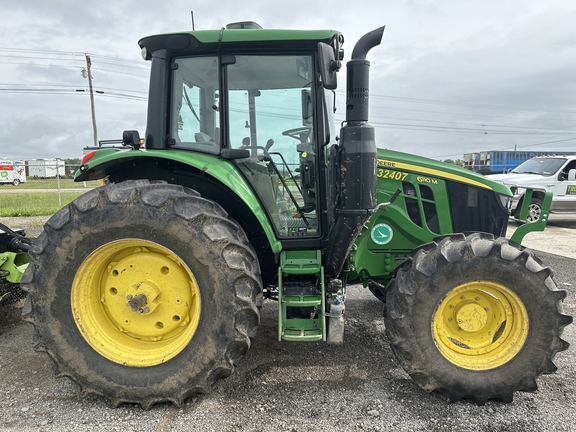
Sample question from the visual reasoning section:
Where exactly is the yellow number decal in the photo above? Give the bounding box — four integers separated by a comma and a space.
377, 169, 408, 181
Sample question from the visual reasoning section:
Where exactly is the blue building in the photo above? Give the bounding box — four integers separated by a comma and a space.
463, 150, 576, 174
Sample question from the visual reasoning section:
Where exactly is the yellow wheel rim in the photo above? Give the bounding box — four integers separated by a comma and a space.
71, 239, 201, 367
432, 281, 528, 370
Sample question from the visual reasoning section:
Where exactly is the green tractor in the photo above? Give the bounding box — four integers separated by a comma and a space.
1, 22, 571, 408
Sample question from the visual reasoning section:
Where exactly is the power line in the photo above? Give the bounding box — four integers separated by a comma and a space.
2, 47, 575, 112
0, 61, 149, 77
369, 93, 576, 114
1, 48, 575, 141
336, 112, 575, 134
0, 87, 147, 101
2, 48, 573, 114
335, 88, 576, 114
366, 103, 576, 123
334, 115, 575, 136
90, 67, 149, 77
0, 83, 147, 94
509, 136, 576, 149
0, 47, 145, 65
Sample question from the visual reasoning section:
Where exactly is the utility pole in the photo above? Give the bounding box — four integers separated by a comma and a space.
83, 54, 98, 147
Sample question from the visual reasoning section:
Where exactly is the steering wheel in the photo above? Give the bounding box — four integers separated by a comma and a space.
282, 126, 312, 143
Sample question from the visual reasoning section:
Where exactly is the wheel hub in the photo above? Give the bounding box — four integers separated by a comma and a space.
456, 303, 488, 332
125, 281, 161, 314
527, 203, 541, 222
126, 293, 148, 312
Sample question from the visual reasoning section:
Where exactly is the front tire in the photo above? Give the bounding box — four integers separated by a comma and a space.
524, 197, 543, 223
21, 180, 262, 408
385, 233, 572, 404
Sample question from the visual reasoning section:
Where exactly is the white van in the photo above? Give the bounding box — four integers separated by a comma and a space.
0, 160, 26, 186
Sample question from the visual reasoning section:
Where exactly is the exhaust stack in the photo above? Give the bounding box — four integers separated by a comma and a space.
325, 26, 384, 278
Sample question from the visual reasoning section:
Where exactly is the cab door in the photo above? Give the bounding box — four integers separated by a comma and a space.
554, 159, 576, 211
226, 54, 321, 239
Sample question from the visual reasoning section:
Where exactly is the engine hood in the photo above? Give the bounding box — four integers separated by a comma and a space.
379, 148, 512, 195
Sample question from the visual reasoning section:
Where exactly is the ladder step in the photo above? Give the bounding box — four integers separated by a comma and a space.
282, 327, 323, 342
282, 295, 322, 307
281, 250, 322, 274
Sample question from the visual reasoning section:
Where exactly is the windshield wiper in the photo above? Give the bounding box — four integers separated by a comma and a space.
183, 87, 201, 123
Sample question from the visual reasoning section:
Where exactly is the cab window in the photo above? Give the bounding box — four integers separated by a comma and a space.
170, 56, 220, 154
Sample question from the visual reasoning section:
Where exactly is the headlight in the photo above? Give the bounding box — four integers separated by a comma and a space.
498, 194, 513, 211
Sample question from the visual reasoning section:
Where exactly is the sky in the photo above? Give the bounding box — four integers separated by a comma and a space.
1, 0, 576, 163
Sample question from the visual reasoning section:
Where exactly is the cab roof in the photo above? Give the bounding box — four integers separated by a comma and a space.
139, 24, 341, 58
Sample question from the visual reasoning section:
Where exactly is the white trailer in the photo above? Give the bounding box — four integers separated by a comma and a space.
27, 158, 66, 178
0, 160, 26, 185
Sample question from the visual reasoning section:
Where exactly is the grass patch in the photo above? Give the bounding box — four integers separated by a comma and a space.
0, 192, 89, 216
8, 178, 101, 189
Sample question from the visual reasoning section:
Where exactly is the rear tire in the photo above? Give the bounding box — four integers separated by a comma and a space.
21, 180, 262, 408
385, 232, 572, 404
12, 179, 20, 186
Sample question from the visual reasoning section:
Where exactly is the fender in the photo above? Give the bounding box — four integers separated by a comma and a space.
76, 148, 282, 253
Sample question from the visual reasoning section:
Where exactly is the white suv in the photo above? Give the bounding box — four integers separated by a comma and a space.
487, 155, 576, 222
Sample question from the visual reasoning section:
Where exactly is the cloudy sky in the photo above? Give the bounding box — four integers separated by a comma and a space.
1, 0, 575, 163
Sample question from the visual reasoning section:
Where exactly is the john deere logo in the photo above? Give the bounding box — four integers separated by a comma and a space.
371, 223, 393, 245
567, 185, 576, 196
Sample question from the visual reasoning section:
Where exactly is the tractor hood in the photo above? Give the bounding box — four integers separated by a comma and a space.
379, 148, 513, 196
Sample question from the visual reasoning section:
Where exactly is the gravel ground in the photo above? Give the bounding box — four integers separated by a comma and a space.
0, 216, 50, 238
0, 220, 575, 432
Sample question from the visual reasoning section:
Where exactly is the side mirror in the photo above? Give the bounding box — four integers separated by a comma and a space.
569, 169, 576, 181
318, 42, 340, 90
122, 130, 141, 149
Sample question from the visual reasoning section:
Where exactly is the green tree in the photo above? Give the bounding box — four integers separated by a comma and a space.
443, 159, 464, 167
63, 158, 82, 177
